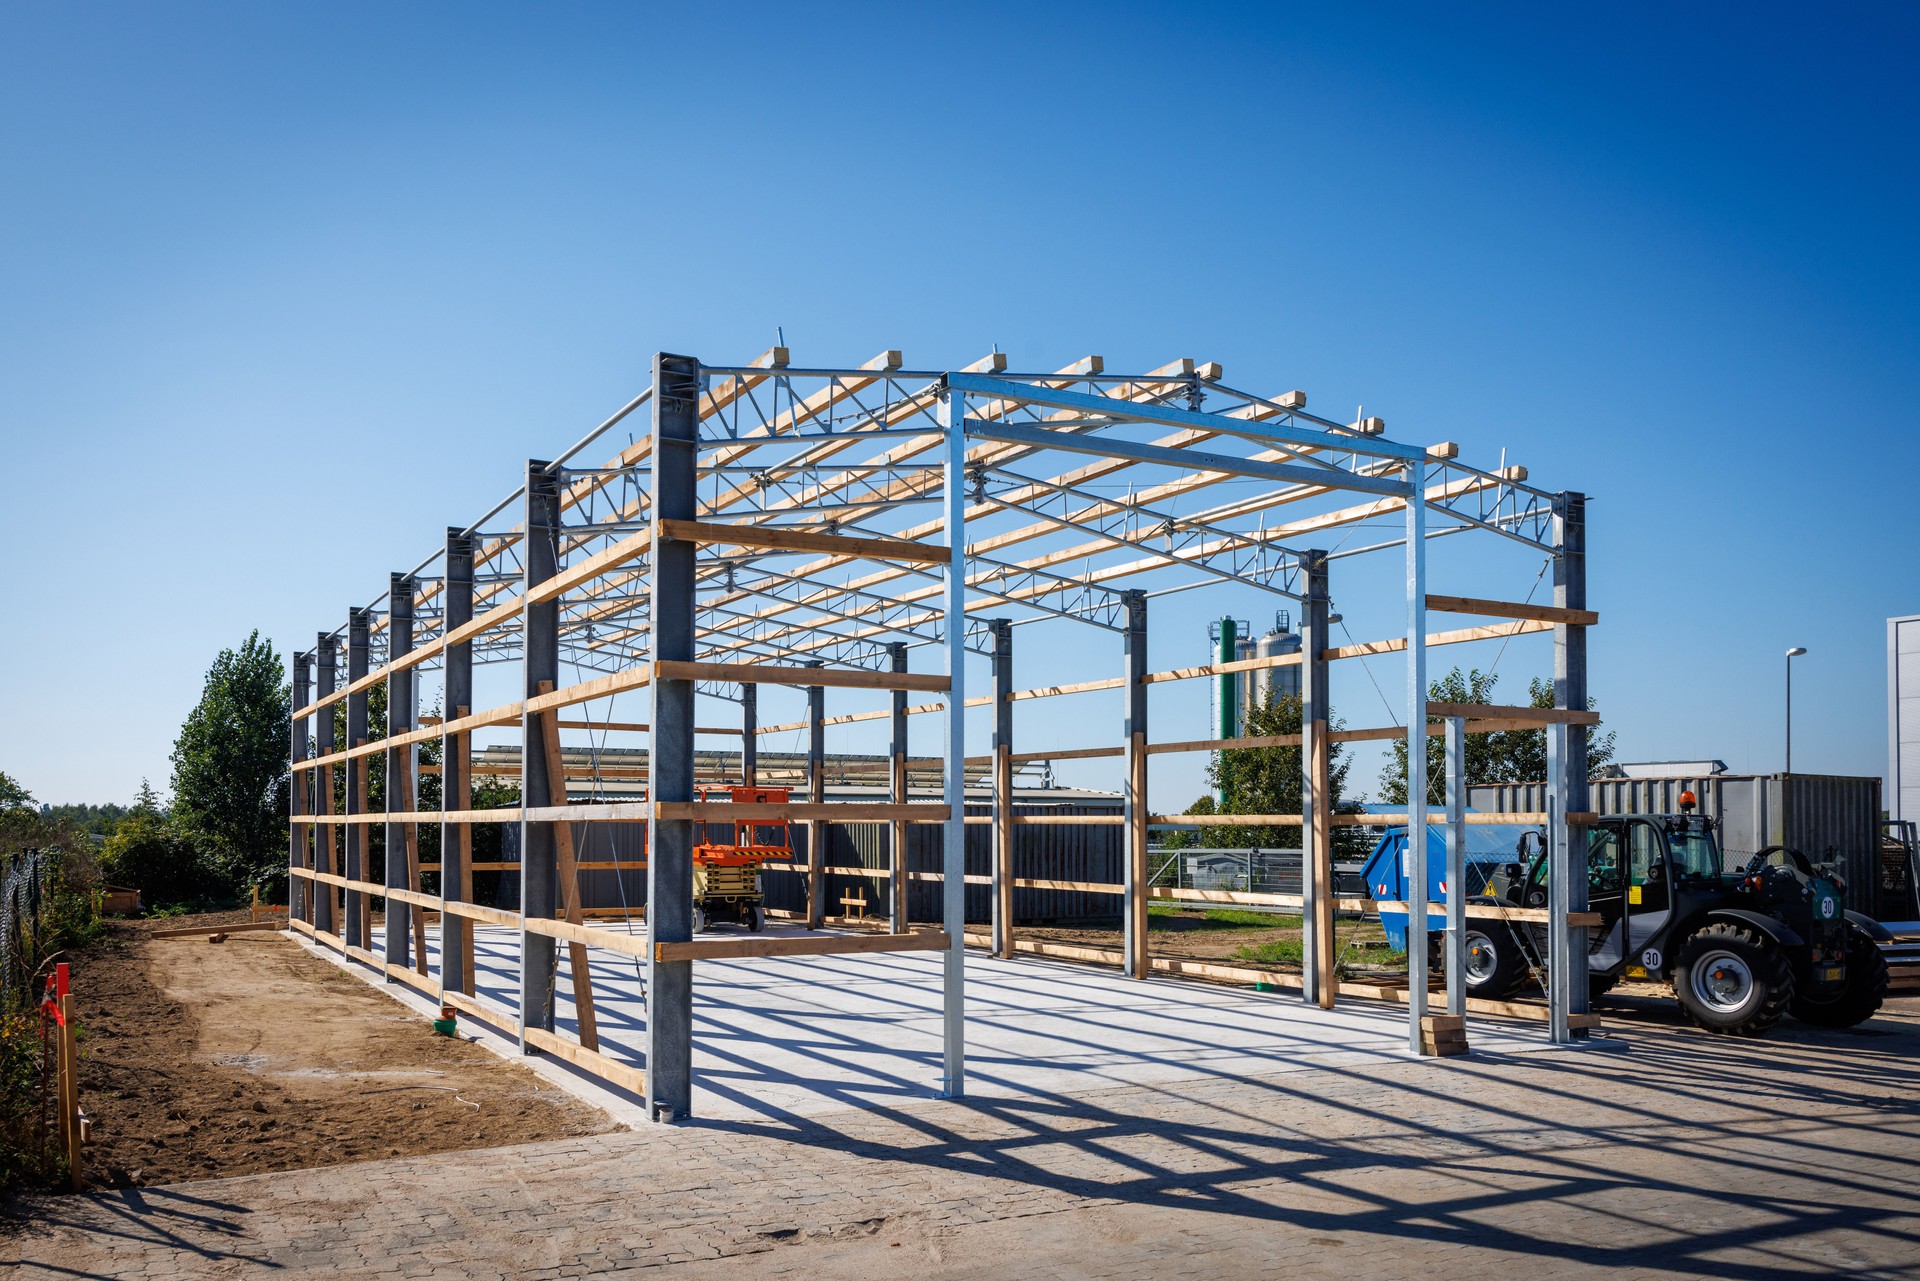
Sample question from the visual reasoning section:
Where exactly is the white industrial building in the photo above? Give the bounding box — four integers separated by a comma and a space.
1891, 615, 1920, 825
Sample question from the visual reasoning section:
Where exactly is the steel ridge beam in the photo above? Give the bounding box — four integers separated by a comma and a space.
961, 419, 1411, 499
945, 372, 1427, 463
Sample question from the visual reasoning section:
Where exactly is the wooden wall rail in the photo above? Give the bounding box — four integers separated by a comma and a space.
958, 930, 1603, 1028
1322, 619, 1552, 661
658, 518, 949, 565
653, 659, 950, 693
1146, 810, 1591, 828
441, 988, 519, 1037
652, 930, 949, 962
747, 616, 1575, 736
1425, 593, 1599, 627
522, 1025, 647, 1095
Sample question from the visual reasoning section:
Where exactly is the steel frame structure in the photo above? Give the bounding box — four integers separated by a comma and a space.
287, 347, 1599, 1120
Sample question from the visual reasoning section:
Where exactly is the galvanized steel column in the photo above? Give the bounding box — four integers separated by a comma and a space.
519, 461, 561, 1044
290, 654, 310, 924
740, 684, 757, 788
314, 633, 337, 937
645, 353, 700, 1122
441, 528, 474, 996
805, 677, 826, 929
384, 573, 416, 973
990, 619, 1014, 959
1404, 468, 1430, 1054
1298, 551, 1334, 1008
1547, 721, 1574, 1043
1554, 491, 1591, 1036
1121, 590, 1150, 982
888, 642, 909, 933
938, 384, 967, 1096
344, 609, 371, 953
1444, 716, 1467, 1017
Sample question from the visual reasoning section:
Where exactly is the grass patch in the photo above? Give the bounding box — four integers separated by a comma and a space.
1234, 939, 1307, 967
1233, 937, 1407, 975
1148, 905, 1303, 931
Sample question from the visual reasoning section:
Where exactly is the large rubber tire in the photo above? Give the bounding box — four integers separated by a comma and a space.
1790, 925, 1889, 1028
1673, 922, 1793, 1036
691, 905, 708, 934
1461, 926, 1531, 999
748, 904, 766, 934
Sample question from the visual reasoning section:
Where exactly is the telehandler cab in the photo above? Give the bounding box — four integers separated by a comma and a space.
1461, 796, 1892, 1035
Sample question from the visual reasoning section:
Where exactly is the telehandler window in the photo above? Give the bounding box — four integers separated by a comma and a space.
1627, 822, 1669, 888
1588, 827, 1624, 894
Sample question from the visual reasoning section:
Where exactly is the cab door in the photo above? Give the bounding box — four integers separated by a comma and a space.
1585, 822, 1630, 968
1624, 819, 1673, 965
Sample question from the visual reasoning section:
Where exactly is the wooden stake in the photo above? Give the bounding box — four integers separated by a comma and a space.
538, 683, 599, 1051
59, 992, 80, 1191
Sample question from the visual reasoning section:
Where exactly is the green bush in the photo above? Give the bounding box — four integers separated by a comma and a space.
98, 812, 209, 908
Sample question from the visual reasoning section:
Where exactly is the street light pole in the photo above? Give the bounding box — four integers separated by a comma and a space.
1785, 647, 1807, 774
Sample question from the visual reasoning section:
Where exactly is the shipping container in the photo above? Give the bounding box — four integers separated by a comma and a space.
1468, 773, 1883, 914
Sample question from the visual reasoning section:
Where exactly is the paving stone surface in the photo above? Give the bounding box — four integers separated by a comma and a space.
8, 998, 1920, 1280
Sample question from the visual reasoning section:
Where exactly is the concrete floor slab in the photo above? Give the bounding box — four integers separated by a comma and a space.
327, 921, 1565, 1123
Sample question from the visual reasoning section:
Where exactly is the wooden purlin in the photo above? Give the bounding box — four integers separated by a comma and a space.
689, 410, 1511, 665
528, 360, 1445, 667
328, 346, 793, 696
688, 359, 1226, 658
537, 347, 932, 649
559, 353, 1119, 653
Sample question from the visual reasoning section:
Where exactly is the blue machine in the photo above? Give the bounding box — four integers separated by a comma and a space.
1362, 816, 1542, 949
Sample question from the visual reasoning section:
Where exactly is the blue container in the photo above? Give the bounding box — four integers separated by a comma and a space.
1361, 816, 1540, 949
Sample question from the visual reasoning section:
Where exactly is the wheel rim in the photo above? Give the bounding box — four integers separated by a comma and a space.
1464, 932, 1499, 984
1689, 948, 1756, 1014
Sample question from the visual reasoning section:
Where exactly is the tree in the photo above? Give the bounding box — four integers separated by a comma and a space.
0, 772, 31, 812
169, 631, 290, 890
1379, 667, 1617, 806
1180, 690, 1365, 853
132, 779, 164, 817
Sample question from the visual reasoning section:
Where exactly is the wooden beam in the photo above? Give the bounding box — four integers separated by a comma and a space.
1008, 677, 1126, 701
1146, 733, 1302, 756
957, 930, 1603, 1027
653, 659, 949, 693
1425, 702, 1600, 725
519, 916, 652, 960
1323, 619, 1554, 661
651, 929, 949, 962
147, 921, 286, 940
441, 987, 520, 1036
658, 518, 949, 565
1141, 652, 1303, 685
525, 665, 652, 715
536, 685, 599, 1051
1006, 745, 1125, 764
646, 800, 949, 823
1426, 594, 1599, 627
437, 900, 521, 928
525, 527, 653, 606
521, 1026, 646, 1096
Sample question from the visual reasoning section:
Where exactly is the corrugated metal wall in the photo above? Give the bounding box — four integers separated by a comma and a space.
1467, 773, 1882, 913
778, 801, 1124, 924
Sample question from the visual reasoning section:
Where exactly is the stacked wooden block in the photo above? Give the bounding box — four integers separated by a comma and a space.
1421, 1014, 1469, 1057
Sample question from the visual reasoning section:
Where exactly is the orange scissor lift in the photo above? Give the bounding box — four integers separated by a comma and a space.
689, 785, 792, 933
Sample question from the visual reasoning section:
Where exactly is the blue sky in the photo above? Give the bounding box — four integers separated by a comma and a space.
2, 2, 1916, 807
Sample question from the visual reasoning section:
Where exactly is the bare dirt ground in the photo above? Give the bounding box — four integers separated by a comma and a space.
67, 913, 617, 1189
